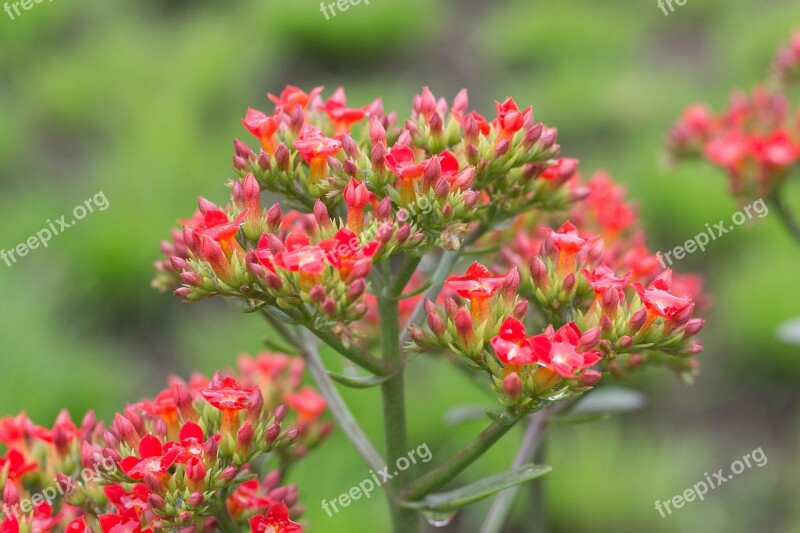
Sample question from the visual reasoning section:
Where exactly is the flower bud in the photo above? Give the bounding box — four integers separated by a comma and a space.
347, 279, 366, 299
503, 372, 522, 400
221, 466, 238, 482
578, 327, 601, 351
258, 151, 271, 171
237, 422, 255, 452
266, 203, 282, 229
495, 139, 510, 157
275, 144, 291, 173
563, 272, 576, 292
530, 257, 548, 288
341, 134, 359, 159
618, 335, 633, 350
148, 494, 167, 510
427, 312, 446, 337
370, 118, 386, 145
683, 318, 705, 338
266, 423, 281, 443
629, 309, 648, 332
376, 197, 392, 220
578, 370, 602, 387
188, 492, 205, 506
273, 404, 287, 423
246, 389, 264, 424
234, 139, 254, 160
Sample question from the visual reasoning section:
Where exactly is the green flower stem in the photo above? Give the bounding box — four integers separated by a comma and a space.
389, 255, 423, 297
479, 410, 551, 533
401, 419, 518, 501
378, 293, 419, 532
262, 306, 391, 376
770, 192, 800, 246
214, 496, 239, 533
401, 224, 488, 344
260, 311, 385, 473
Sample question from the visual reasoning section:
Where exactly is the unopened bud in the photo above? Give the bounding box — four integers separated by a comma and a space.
503, 372, 522, 400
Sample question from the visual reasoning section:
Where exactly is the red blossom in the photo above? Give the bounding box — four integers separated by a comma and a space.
268, 85, 323, 112
201, 377, 257, 411
321, 87, 367, 134
385, 144, 426, 179
530, 323, 602, 378
119, 434, 180, 481
249, 502, 302, 533
99, 507, 151, 533
272, 234, 330, 276
318, 228, 378, 279
446, 262, 506, 300
494, 97, 532, 142
293, 126, 342, 164
490, 317, 543, 365
243, 108, 282, 154
634, 270, 693, 320
284, 388, 327, 424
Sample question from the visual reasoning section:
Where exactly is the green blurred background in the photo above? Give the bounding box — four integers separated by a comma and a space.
1, 0, 799, 531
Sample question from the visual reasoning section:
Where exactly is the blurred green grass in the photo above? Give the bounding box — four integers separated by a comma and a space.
1, 0, 799, 531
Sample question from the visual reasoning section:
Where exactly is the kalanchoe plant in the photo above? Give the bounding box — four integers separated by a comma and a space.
0, 353, 328, 532
667, 31, 800, 246
149, 85, 707, 532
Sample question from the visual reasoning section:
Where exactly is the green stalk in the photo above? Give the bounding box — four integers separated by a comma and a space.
402, 420, 517, 501
770, 192, 800, 246
378, 292, 419, 532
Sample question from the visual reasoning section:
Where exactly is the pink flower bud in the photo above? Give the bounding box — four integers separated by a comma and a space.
371, 142, 386, 167
530, 257, 548, 287
501, 267, 520, 301
348, 278, 366, 299
370, 118, 386, 145
148, 494, 167, 510
434, 178, 450, 200
309, 285, 326, 302
629, 309, 648, 331
188, 492, 205, 506
232, 155, 248, 171
221, 466, 238, 481
376, 197, 392, 220
427, 313, 446, 336
258, 151, 271, 171
618, 335, 633, 350
265, 423, 281, 444
233, 139, 254, 159
495, 139, 510, 157
683, 318, 705, 338
601, 287, 619, 314
503, 372, 522, 400
237, 422, 255, 450
563, 272, 576, 292
600, 315, 613, 333
513, 300, 528, 318
273, 404, 287, 423
578, 327, 601, 351
444, 297, 460, 319
454, 308, 474, 342
579, 370, 602, 387
341, 134, 358, 159
275, 144, 291, 172
266, 203, 282, 229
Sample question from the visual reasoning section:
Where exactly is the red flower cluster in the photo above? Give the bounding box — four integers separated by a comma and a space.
668, 74, 800, 197
0, 353, 324, 531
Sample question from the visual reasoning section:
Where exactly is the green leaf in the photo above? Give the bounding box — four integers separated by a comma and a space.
399, 464, 552, 512
571, 387, 646, 415
326, 371, 392, 389
485, 410, 518, 426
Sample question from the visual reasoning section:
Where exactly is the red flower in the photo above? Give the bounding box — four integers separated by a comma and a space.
65, 518, 90, 533
268, 85, 323, 112
530, 323, 602, 378
229, 479, 278, 517
318, 228, 378, 279
0, 449, 38, 481
704, 130, 751, 177
293, 125, 342, 183
201, 377, 257, 411
250, 502, 302, 533
99, 508, 151, 533
343, 179, 373, 232
446, 262, 507, 323
490, 317, 544, 365
321, 87, 367, 134
273, 234, 330, 276
581, 265, 630, 298
753, 129, 800, 170
544, 222, 586, 277
385, 144, 425, 180
493, 97, 532, 143
284, 388, 327, 424
119, 434, 180, 481
103, 484, 151, 515
243, 108, 282, 154
634, 270, 693, 321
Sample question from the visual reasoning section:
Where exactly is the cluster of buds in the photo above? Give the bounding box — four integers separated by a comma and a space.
0, 353, 324, 532
667, 87, 799, 198
667, 32, 800, 199
408, 262, 526, 359
410, 153, 706, 412
157, 86, 587, 338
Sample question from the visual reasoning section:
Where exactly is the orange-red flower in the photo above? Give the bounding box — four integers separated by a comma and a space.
249, 502, 302, 533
